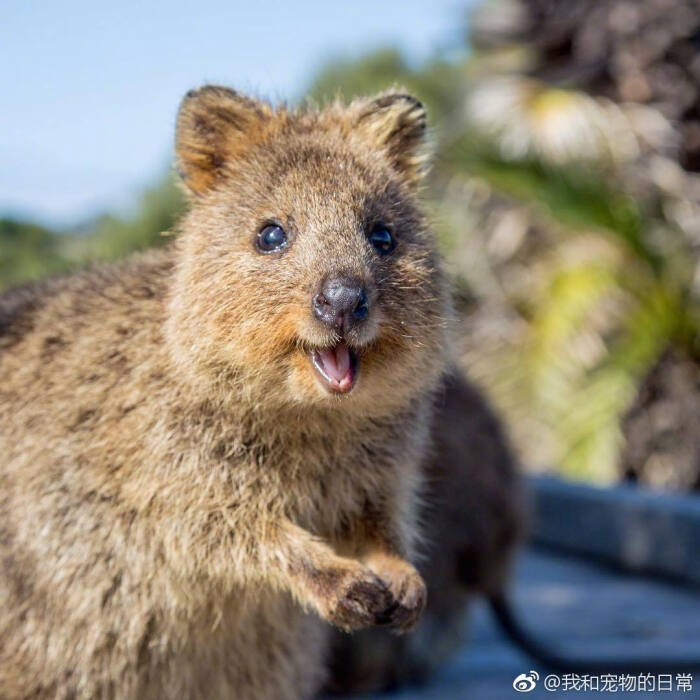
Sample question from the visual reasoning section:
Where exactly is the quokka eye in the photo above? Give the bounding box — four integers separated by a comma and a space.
368, 223, 396, 256
255, 224, 288, 253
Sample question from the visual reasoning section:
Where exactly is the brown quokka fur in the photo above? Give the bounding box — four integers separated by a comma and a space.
326, 371, 525, 694
0, 86, 451, 698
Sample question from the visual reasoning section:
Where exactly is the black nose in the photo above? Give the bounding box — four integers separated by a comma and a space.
313, 277, 369, 332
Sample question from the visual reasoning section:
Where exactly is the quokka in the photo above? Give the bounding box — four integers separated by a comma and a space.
0, 86, 452, 698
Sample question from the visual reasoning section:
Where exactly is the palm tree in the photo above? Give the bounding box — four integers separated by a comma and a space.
444, 0, 700, 487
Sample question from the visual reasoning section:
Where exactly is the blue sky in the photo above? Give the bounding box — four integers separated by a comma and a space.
0, 1, 471, 228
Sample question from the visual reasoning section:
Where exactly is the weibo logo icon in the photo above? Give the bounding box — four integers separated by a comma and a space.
513, 670, 539, 692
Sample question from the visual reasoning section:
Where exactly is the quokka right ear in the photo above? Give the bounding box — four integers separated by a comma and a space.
175, 86, 271, 196
354, 90, 429, 187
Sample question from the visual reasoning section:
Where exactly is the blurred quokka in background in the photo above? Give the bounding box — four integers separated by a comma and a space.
0, 85, 453, 699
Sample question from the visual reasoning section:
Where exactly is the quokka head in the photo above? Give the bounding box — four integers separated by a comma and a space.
168, 85, 451, 415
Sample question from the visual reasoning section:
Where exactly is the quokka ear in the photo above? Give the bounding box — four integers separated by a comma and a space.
175, 85, 270, 196
354, 91, 429, 185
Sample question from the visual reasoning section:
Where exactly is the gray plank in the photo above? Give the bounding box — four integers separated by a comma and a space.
529, 477, 700, 586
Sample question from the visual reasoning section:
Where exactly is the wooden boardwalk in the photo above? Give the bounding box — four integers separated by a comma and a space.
344, 546, 700, 699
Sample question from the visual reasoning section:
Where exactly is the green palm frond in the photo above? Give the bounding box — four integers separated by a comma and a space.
557, 282, 681, 480
441, 144, 659, 271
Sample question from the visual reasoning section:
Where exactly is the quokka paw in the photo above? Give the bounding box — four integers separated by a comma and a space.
325, 568, 398, 632
366, 558, 427, 634
385, 565, 426, 634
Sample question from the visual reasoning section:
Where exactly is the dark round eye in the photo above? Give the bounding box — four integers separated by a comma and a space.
255, 224, 288, 253
368, 223, 395, 255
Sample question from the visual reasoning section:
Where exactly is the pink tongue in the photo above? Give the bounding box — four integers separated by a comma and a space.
318, 343, 351, 383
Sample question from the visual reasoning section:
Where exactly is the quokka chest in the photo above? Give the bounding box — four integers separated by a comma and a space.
193, 415, 422, 533
267, 440, 409, 536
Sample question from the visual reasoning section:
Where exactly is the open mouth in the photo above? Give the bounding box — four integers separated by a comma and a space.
311, 341, 359, 394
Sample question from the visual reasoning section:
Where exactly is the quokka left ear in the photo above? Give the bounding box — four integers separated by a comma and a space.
354, 91, 429, 186
175, 85, 271, 196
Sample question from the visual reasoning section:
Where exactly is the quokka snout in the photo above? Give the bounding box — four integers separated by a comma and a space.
0, 85, 451, 699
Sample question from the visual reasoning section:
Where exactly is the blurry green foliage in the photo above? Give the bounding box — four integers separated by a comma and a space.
307, 48, 465, 126
65, 175, 185, 262
0, 175, 184, 292
445, 143, 658, 271
0, 218, 71, 288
